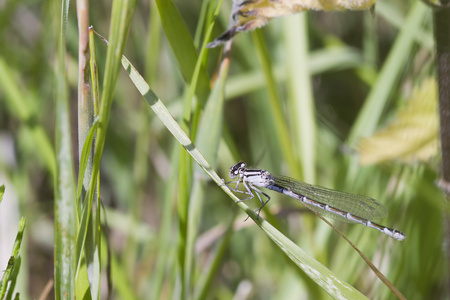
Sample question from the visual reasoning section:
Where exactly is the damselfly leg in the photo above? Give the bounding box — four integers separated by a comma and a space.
224, 178, 271, 219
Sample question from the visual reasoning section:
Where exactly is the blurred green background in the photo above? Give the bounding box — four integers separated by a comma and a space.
0, 0, 447, 299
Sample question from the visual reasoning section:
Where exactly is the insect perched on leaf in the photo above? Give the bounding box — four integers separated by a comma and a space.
207, 0, 376, 48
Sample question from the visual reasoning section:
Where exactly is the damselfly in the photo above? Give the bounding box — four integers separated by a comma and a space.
225, 162, 405, 241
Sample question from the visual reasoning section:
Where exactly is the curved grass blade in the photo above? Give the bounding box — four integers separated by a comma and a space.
246, 209, 368, 299
112, 39, 367, 299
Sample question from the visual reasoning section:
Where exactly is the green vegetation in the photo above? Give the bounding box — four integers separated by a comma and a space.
0, 0, 448, 299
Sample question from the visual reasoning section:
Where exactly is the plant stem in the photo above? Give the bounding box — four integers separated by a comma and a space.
432, 3, 450, 296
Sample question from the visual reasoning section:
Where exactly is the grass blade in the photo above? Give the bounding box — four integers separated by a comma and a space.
0, 218, 26, 299
54, 0, 77, 298
0, 58, 57, 180
155, 0, 210, 104
283, 14, 316, 183
252, 29, 300, 178
118, 43, 367, 299
77, 0, 136, 289
348, 1, 429, 145
184, 45, 229, 293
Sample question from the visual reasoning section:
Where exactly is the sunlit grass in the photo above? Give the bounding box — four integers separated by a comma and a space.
0, 0, 447, 299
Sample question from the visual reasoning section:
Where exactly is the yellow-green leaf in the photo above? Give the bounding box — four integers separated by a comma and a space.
358, 78, 439, 165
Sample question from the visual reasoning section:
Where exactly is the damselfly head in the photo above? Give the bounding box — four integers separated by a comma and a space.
229, 161, 247, 179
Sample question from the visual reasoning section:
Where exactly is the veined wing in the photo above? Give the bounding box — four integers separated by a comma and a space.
272, 175, 388, 223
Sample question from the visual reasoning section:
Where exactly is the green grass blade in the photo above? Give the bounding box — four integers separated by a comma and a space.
223, 46, 364, 99
376, 0, 433, 49
0, 58, 57, 180
94, 28, 218, 296
89, 27, 101, 117
194, 217, 235, 300
79, 0, 136, 289
111, 252, 139, 300
252, 29, 300, 178
0, 58, 32, 121
5, 256, 20, 300
76, 119, 99, 205
120, 56, 220, 181
193, 68, 226, 169
54, 0, 77, 298
75, 120, 100, 299
177, 149, 191, 299
76, 27, 102, 300
155, 0, 210, 104
250, 213, 367, 300
0, 218, 26, 299
177, 5, 225, 292
182, 0, 224, 124
120, 46, 366, 299
145, 0, 162, 83
347, 1, 429, 145
283, 14, 316, 183
148, 148, 180, 299
89, 0, 136, 205
75, 258, 91, 300
183, 49, 229, 294
222, 186, 367, 299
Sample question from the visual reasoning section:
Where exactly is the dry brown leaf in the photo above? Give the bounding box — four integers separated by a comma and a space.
208, 0, 376, 47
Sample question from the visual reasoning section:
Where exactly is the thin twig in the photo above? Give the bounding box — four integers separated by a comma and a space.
310, 210, 407, 300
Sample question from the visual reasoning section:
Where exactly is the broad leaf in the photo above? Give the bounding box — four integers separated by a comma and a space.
358, 78, 438, 165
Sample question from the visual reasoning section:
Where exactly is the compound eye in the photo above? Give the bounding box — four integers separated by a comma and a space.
229, 161, 247, 179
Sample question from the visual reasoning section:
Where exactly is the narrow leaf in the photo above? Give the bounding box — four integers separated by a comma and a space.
0, 218, 26, 299
54, 0, 77, 298
77, 119, 99, 202
348, 1, 429, 145
155, 0, 210, 103
112, 36, 367, 299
